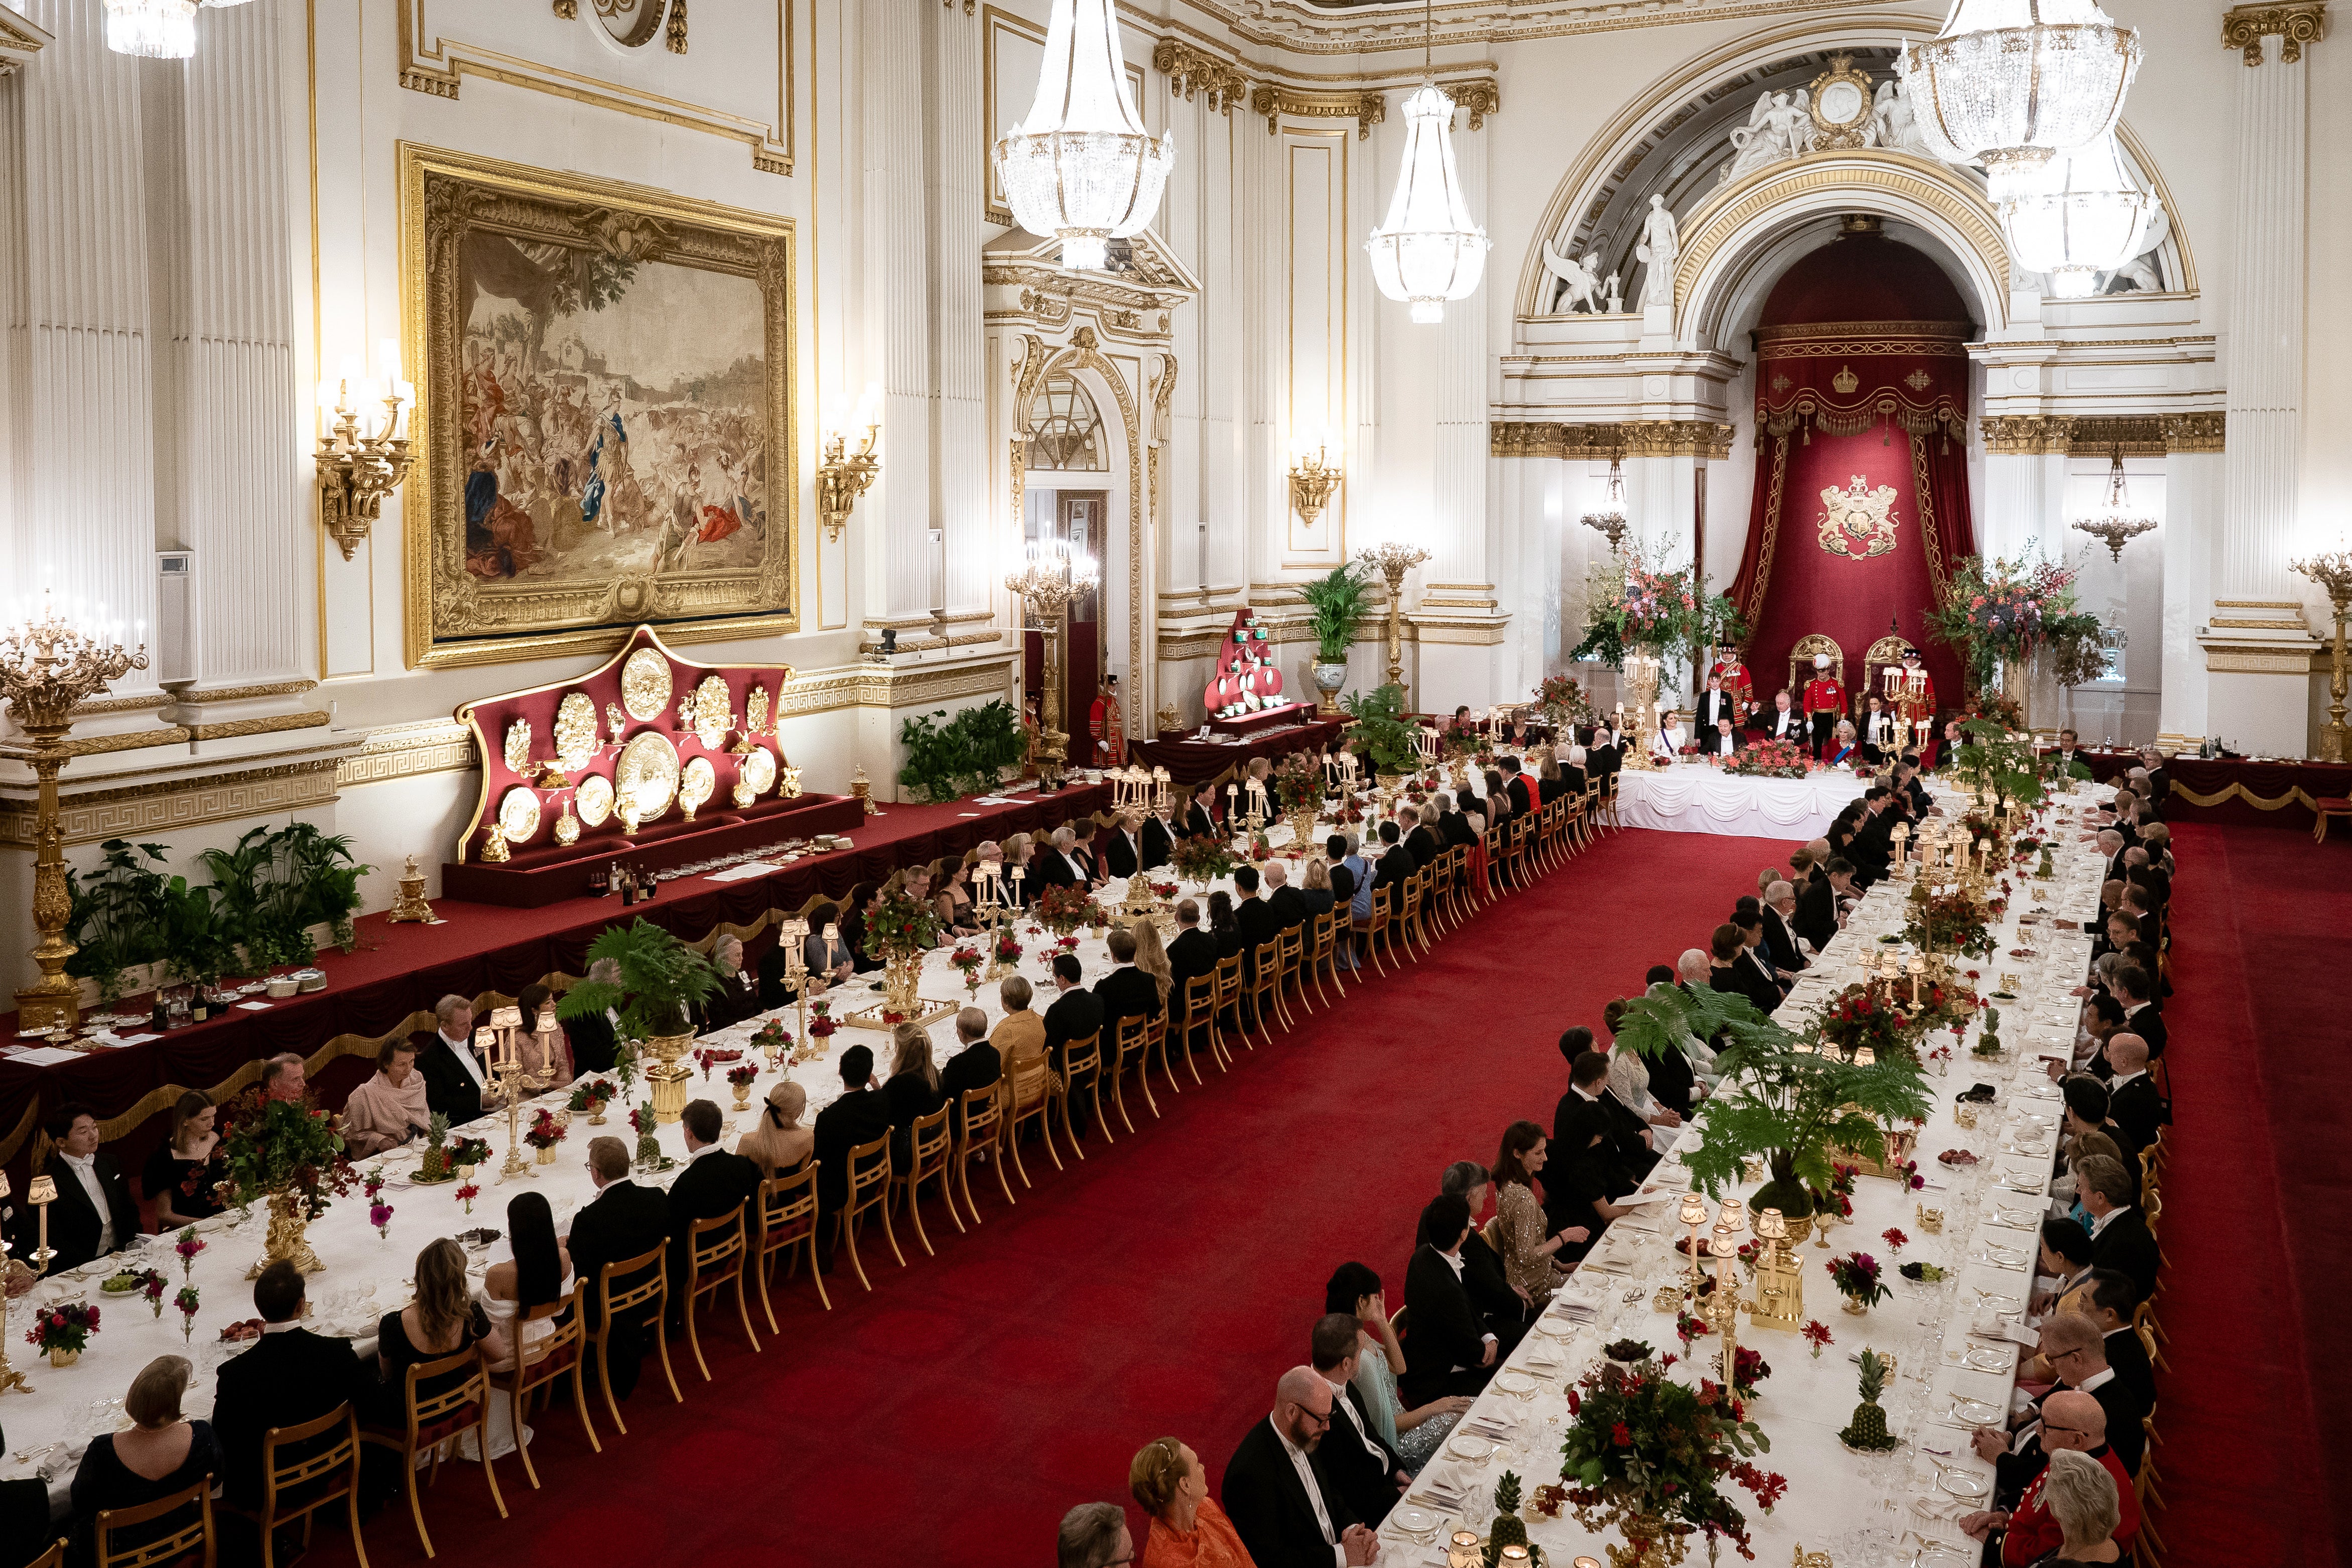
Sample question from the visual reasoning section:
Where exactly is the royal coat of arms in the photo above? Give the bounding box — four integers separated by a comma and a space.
1816, 473, 1901, 561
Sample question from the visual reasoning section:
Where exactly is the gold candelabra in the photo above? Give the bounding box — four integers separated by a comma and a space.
1748, 1206, 1803, 1331
1006, 542, 1099, 786
314, 358, 415, 561
1580, 446, 1630, 554
816, 425, 880, 544
0, 1171, 27, 1393
1288, 443, 1343, 529
2, 592, 148, 1033
1359, 543, 1430, 703
482, 1009, 550, 1180
2291, 546, 2352, 763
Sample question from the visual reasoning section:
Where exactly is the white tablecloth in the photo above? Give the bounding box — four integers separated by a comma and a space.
1613, 763, 1869, 840
1378, 777, 2118, 1567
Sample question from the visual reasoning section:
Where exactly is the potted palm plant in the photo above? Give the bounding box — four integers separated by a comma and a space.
1298, 563, 1374, 716
557, 919, 720, 1124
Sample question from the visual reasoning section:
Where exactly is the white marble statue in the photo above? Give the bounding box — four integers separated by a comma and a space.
1721, 93, 1786, 185
1635, 195, 1678, 308
1870, 79, 1937, 160
1772, 89, 1816, 160
1605, 271, 1624, 313
1540, 240, 1609, 314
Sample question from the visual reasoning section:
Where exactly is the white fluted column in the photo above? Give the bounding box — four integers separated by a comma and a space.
1, 0, 158, 694
861, 0, 934, 628
931, 4, 986, 625
1977, 450, 2068, 562
2159, 448, 2222, 742
1235, 108, 1279, 596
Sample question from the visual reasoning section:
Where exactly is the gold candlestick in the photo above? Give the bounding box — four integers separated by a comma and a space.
1679, 1193, 1709, 1309
26, 1174, 59, 1276
0, 1171, 27, 1393
2292, 547, 2352, 763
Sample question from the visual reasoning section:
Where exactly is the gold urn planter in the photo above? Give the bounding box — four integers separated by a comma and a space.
644, 1028, 696, 1124
49, 1347, 79, 1369
535, 1143, 558, 1165
732, 1084, 753, 1111
883, 951, 924, 1015
248, 1188, 324, 1277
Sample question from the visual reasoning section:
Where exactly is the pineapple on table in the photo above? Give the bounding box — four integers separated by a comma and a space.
1839, 1348, 1900, 1451
1485, 1470, 1534, 1565
418, 1112, 451, 1180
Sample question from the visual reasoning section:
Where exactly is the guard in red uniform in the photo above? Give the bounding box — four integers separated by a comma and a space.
1893, 646, 1937, 754
1707, 645, 1755, 730
1089, 674, 1126, 766
1801, 652, 1847, 760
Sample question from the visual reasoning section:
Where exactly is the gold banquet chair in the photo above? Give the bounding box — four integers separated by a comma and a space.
489, 1283, 596, 1487
218, 1403, 368, 1568
1246, 937, 1291, 1039
754, 1164, 831, 1324
952, 1083, 1013, 1224
94, 1477, 216, 1568
358, 1347, 507, 1559
1177, 969, 1229, 1078
586, 1240, 682, 1436
1052, 1028, 1108, 1156
1212, 952, 1252, 1050
1106, 1013, 1160, 1133
891, 1101, 963, 1254
837, 1132, 904, 1289
680, 1201, 761, 1378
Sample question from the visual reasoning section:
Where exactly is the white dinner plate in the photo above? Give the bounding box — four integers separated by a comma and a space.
1947, 1397, 2002, 1426
1938, 1470, 1992, 1499
1445, 1433, 1496, 1462
1494, 1369, 1541, 1399
1389, 1506, 1438, 1538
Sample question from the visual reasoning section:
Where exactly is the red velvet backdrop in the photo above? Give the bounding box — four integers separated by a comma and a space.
1725, 233, 1978, 721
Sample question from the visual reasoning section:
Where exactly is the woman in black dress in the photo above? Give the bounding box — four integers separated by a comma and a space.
68, 1356, 219, 1567
836, 881, 881, 974
1206, 891, 1242, 961
370, 1238, 507, 1428
140, 1092, 223, 1231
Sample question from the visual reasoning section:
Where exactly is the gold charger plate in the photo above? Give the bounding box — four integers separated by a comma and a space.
739, 745, 776, 795
680, 755, 716, 813
575, 772, 615, 828
497, 787, 542, 843
554, 691, 600, 770
616, 730, 681, 820
690, 675, 731, 749
620, 647, 673, 722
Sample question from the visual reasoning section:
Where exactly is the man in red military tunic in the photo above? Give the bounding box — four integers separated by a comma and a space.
1706, 644, 1755, 731
1801, 652, 1847, 760
1088, 673, 1126, 767
1892, 646, 1937, 754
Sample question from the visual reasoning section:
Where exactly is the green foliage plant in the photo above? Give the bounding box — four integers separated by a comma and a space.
557, 918, 721, 1041
1298, 563, 1375, 663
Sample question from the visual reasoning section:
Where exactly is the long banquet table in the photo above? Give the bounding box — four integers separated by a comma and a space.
1614, 761, 1868, 840
1375, 775, 2117, 1567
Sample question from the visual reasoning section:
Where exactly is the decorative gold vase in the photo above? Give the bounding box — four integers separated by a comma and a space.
1606, 1512, 1684, 1568
883, 951, 923, 1014
644, 1028, 696, 1124
535, 1143, 557, 1165
249, 1188, 324, 1277
732, 1084, 752, 1111
49, 1347, 78, 1368
1842, 1297, 1869, 1316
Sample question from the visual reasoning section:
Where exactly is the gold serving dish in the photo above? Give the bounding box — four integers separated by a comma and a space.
739, 745, 776, 796
616, 730, 681, 820
574, 773, 615, 828
503, 719, 532, 775
621, 647, 673, 721
690, 675, 732, 749
553, 691, 600, 770
496, 786, 542, 843
679, 756, 716, 820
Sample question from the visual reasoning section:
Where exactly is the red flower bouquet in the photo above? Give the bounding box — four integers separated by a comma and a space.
725, 1061, 759, 1089
29, 1301, 99, 1358
1801, 1320, 1834, 1359
1827, 1251, 1891, 1310
524, 1108, 566, 1151
1557, 1354, 1781, 1561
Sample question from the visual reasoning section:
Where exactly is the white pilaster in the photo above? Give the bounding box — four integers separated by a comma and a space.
931, 3, 986, 623
862, 0, 934, 627
2158, 450, 2221, 742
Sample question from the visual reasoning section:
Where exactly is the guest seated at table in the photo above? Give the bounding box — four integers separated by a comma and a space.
562, 1136, 669, 1401
466, 1189, 573, 1462
1058, 1502, 1137, 1568
1307, 1313, 1409, 1528
1102, 811, 1146, 881
1044, 954, 1106, 1133
1262, 859, 1310, 930
1649, 710, 1690, 762
1129, 1435, 1256, 1568
999, 837, 1039, 906
1827, 719, 1859, 768
1481, 767, 1511, 826
341, 1038, 435, 1158
1298, 857, 1337, 920
1488, 1121, 1587, 1303
937, 1007, 1002, 1140
737, 1080, 813, 1179
667, 1098, 760, 1295
2102, 1036, 2163, 1153
1206, 890, 1243, 962
260, 1053, 312, 1102
2073, 1155, 2158, 1301
18, 1103, 133, 1275
1709, 923, 1779, 1015
1036, 826, 1091, 893
1973, 1313, 2149, 1481
1962, 1402, 2136, 1566
882, 1022, 947, 1166
66, 1355, 221, 1568
565, 957, 624, 1074
2074, 1268, 2155, 1412
694, 939, 763, 1036
813, 1047, 892, 1243
1221, 1369, 1378, 1568
1400, 1193, 1499, 1403
509, 982, 578, 1089
837, 882, 881, 973
1324, 1260, 1470, 1473
2032, 1214, 2098, 1320
1794, 858, 1854, 951
141, 1091, 225, 1229
411, 994, 491, 1126
1732, 910, 1790, 1003
1183, 782, 1219, 840
1166, 900, 1218, 1006
935, 859, 980, 937
1095, 926, 1165, 1030
213, 1260, 369, 1529
1760, 880, 1809, 974
369, 1238, 507, 1430
1429, 1162, 1530, 1350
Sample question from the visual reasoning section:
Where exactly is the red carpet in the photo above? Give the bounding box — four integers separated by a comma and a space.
283, 822, 2344, 1566
2141, 823, 2350, 1568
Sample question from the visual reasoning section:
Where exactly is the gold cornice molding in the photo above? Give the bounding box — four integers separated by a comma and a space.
1981, 412, 2226, 455
188, 711, 333, 743
2223, 2, 2326, 63
1145, 0, 1864, 58
0, 7, 52, 75
1152, 37, 1248, 113
67, 678, 318, 721
339, 720, 477, 787
1441, 77, 1500, 130
1250, 85, 1385, 139
1490, 420, 1737, 461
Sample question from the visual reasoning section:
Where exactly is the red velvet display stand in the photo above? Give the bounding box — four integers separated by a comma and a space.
1127, 718, 1346, 787
443, 793, 861, 908
1208, 702, 1318, 736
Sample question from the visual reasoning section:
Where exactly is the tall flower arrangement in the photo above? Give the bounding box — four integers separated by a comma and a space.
1926, 549, 2104, 693
1571, 540, 1744, 683
1557, 1355, 1784, 1560
861, 882, 942, 963
213, 1088, 355, 1220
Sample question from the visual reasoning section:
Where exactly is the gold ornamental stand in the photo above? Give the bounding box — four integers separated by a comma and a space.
2293, 548, 2352, 763
0, 1172, 29, 1394
1361, 543, 1430, 708
2, 594, 148, 1034
1006, 543, 1098, 788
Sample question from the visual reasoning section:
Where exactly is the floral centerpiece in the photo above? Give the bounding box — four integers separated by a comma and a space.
726, 1060, 760, 1106
362, 1168, 393, 1242
568, 1078, 617, 1125
950, 944, 984, 994
862, 882, 944, 1013
1169, 834, 1235, 893
29, 1301, 99, 1366
1902, 884, 1998, 958
524, 1108, 566, 1162
140, 1268, 168, 1319
1558, 1354, 1783, 1565
1730, 1346, 1771, 1401
991, 931, 1024, 971
807, 998, 838, 1046
1725, 737, 1809, 779
213, 1086, 355, 1276
1826, 1251, 1890, 1315
1535, 674, 1596, 730
174, 1285, 200, 1345
1034, 882, 1093, 938
1813, 984, 1920, 1063
1925, 549, 2105, 697
1271, 760, 1326, 843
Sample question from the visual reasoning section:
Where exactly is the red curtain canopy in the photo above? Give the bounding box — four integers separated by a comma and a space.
1725, 227, 1978, 724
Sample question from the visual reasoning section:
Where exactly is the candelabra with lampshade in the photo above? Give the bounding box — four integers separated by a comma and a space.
3, 592, 149, 1034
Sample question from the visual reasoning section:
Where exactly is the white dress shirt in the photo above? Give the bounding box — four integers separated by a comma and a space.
1269, 1416, 1346, 1567
57, 1149, 116, 1256
440, 1029, 489, 1094
1325, 1375, 1389, 1467
2087, 1203, 2132, 1240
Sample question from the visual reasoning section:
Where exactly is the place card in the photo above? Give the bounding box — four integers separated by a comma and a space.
6, 1046, 80, 1066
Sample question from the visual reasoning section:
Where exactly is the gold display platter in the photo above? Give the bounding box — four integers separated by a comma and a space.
740, 745, 776, 795
679, 755, 716, 815
554, 691, 600, 770
575, 772, 615, 827
502, 718, 532, 774
621, 647, 673, 721
497, 786, 542, 843
690, 675, 731, 749
616, 730, 681, 819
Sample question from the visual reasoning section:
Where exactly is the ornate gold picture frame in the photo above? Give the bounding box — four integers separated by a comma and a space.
399, 143, 798, 670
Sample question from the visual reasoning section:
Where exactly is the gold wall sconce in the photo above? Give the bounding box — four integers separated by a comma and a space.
1288, 438, 1342, 528
817, 383, 882, 544
314, 340, 415, 561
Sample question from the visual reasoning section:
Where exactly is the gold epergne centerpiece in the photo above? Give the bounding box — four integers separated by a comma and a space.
1, 591, 148, 1034
557, 920, 722, 1126
1747, 1207, 1804, 1331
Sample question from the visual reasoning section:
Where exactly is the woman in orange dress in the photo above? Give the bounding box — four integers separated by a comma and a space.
1130, 1437, 1256, 1568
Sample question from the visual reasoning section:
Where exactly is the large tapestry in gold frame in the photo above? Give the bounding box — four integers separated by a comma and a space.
399, 144, 798, 671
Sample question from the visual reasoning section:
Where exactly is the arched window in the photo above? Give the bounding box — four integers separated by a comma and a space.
1024, 372, 1106, 471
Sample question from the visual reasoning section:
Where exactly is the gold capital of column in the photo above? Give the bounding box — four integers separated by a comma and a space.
2223, 2, 2327, 64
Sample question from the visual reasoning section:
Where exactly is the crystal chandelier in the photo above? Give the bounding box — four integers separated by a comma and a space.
993, 0, 1174, 272
103, 0, 196, 58
2070, 446, 2157, 561
1365, 2, 1489, 324
1580, 447, 1630, 553
1996, 134, 2162, 298
1899, 0, 2141, 196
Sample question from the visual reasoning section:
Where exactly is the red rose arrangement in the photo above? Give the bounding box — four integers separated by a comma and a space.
726, 1061, 759, 1089
363, 1168, 394, 1240
1557, 1354, 1782, 1561
524, 1109, 566, 1151
1801, 1320, 1834, 1359
1827, 1251, 1891, 1309
174, 1285, 200, 1345
28, 1301, 99, 1357
138, 1269, 169, 1319
1730, 1346, 1771, 1397
173, 1226, 206, 1284
951, 945, 984, 992
808, 999, 838, 1040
